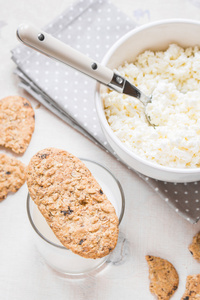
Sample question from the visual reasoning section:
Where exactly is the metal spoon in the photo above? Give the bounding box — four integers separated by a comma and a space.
16, 24, 153, 125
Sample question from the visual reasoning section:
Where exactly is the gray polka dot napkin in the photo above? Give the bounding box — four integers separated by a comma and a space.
11, 0, 200, 224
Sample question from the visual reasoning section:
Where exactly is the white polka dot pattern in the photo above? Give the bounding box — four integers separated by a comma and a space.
143, 178, 200, 223
11, 0, 200, 224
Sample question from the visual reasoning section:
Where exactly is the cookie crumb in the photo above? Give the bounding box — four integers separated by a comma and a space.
35, 103, 41, 109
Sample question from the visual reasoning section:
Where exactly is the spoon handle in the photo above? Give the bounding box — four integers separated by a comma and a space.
16, 24, 146, 100
17, 23, 114, 85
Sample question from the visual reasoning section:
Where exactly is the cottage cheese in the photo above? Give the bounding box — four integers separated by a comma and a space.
103, 44, 200, 168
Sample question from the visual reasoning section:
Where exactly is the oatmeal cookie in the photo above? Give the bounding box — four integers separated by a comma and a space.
181, 274, 200, 299
146, 255, 179, 300
26, 148, 119, 259
0, 153, 26, 200
0, 96, 35, 153
189, 232, 200, 262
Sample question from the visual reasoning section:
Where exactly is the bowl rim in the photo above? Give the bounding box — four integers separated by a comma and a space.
26, 158, 125, 250
95, 18, 200, 175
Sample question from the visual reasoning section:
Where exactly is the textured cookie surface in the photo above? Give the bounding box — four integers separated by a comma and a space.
26, 148, 119, 259
0, 96, 35, 153
181, 274, 200, 299
189, 232, 200, 262
0, 153, 26, 200
146, 255, 179, 300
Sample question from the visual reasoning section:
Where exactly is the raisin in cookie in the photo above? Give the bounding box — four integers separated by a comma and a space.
146, 255, 179, 300
0, 153, 26, 200
0, 96, 35, 153
26, 148, 119, 259
181, 274, 200, 299
189, 232, 200, 262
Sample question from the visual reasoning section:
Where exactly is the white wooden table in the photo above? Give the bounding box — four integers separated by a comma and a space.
1, 0, 200, 299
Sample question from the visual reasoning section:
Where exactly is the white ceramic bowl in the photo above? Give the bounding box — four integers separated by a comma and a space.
95, 19, 200, 183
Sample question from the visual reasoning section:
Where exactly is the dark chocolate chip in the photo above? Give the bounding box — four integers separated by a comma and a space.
40, 154, 48, 159
183, 297, 189, 300
99, 189, 103, 194
148, 256, 154, 261
79, 239, 84, 245
23, 102, 30, 107
189, 291, 193, 295
61, 206, 73, 216
61, 210, 68, 216
6, 171, 11, 175
189, 250, 193, 255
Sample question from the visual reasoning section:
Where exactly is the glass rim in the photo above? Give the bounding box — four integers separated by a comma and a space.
26, 158, 125, 250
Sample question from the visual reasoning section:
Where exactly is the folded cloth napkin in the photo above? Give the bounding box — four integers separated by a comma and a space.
11, 0, 200, 224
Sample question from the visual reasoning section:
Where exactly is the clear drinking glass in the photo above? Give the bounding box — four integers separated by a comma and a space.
27, 158, 125, 277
